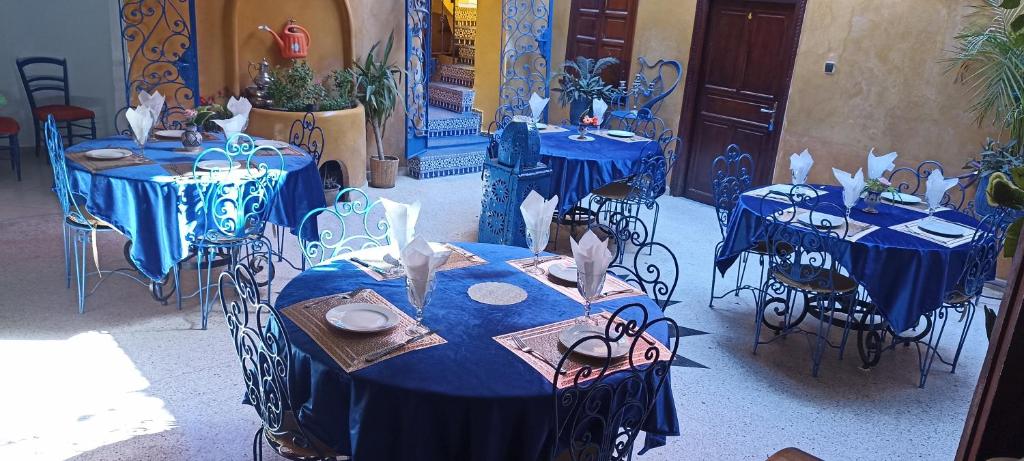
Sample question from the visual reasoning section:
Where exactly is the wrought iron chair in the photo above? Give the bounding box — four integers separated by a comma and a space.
754, 187, 862, 377
855, 209, 1012, 387
552, 301, 679, 461
296, 187, 391, 269
589, 211, 679, 309
217, 264, 343, 460
606, 58, 682, 133
179, 134, 286, 329
708, 144, 764, 307
269, 111, 329, 263
887, 160, 978, 214
112, 106, 133, 136
18, 57, 97, 156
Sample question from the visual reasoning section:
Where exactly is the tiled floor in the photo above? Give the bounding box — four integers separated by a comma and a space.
0, 155, 994, 460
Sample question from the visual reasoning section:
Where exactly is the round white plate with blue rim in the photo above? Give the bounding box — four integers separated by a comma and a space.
918, 218, 966, 238
85, 148, 132, 160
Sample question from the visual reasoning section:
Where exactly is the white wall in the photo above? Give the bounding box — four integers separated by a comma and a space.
0, 0, 125, 146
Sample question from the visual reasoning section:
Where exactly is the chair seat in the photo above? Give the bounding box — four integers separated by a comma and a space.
592, 180, 633, 200
944, 290, 975, 305
264, 411, 343, 460
0, 117, 19, 135
33, 104, 95, 122
772, 265, 857, 294
66, 212, 112, 230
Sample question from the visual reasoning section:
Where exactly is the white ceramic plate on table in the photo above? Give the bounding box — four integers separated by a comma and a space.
547, 262, 578, 284
917, 218, 967, 238
255, 139, 290, 149
535, 122, 548, 130
882, 191, 923, 204
606, 130, 636, 138
196, 160, 240, 171
84, 148, 132, 160
154, 129, 184, 139
797, 213, 844, 229
325, 303, 399, 333
558, 324, 628, 359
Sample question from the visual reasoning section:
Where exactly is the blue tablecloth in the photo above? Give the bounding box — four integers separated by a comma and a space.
716, 185, 982, 332
65, 135, 326, 280
275, 242, 679, 461
540, 129, 649, 214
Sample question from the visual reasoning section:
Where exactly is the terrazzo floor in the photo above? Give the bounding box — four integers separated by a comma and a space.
0, 155, 996, 460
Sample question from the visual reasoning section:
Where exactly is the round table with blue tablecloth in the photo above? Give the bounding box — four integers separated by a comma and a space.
65, 135, 326, 280
716, 184, 985, 334
275, 242, 679, 461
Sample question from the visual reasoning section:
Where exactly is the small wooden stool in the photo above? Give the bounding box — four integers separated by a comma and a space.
0, 117, 21, 181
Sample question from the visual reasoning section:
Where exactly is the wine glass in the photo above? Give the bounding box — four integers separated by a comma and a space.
405, 273, 437, 336
525, 232, 547, 275
576, 266, 606, 325
131, 127, 148, 156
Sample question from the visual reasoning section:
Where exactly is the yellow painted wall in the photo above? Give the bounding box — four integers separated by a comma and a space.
474, 0, 501, 128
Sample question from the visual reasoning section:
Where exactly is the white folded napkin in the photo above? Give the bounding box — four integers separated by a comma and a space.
212, 114, 248, 140
592, 99, 608, 125
519, 191, 558, 254
789, 149, 813, 184
570, 230, 614, 300
529, 92, 549, 122
925, 169, 959, 211
400, 237, 451, 306
867, 148, 898, 180
138, 90, 165, 121
832, 167, 865, 209
380, 198, 421, 255
125, 106, 154, 146
226, 96, 253, 118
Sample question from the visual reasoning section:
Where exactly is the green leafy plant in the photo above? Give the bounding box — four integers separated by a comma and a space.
267, 60, 356, 112
350, 33, 404, 161
552, 56, 620, 107
865, 177, 895, 194
186, 102, 232, 131
977, 138, 1024, 174
986, 167, 1024, 255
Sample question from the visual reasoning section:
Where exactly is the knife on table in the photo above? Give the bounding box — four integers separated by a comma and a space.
350, 257, 389, 275
364, 330, 435, 362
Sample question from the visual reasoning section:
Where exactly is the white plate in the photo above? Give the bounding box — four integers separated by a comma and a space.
84, 148, 131, 160
255, 139, 290, 149
548, 262, 578, 284
558, 324, 628, 359
797, 213, 844, 229
196, 160, 240, 171
918, 218, 967, 238
325, 303, 399, 333
606, 129, 636, 138
881, 191, 923, 204
154, 129, 184, 139
535, 123, 548, 130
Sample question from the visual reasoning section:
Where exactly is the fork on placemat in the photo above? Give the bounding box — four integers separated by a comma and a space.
511, 335, 566, 375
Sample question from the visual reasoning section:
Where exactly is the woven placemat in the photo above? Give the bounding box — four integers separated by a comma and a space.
494, 312, 670, 388
255, 146, 307, 157
350, 243, 488, 281
891, 217, 975, 248
280, 289, 447, 373
161, 162, 195, 177
537, 125, 569, 134
67, 150, 155, 172
507, 256, 644, 305
468, 282, 528, 306
784, 208, 878, 242
592, 129, 650, 143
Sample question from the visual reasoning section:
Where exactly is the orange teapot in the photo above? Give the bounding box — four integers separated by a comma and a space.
258, 19, 311, 59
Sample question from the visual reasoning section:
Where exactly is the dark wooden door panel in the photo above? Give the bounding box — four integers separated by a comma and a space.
566, 0, 639, 83
677, 0, 805, 203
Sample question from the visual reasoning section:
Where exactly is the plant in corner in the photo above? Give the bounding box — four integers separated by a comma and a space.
552, 56, 620, 123
350, 33, 404, 188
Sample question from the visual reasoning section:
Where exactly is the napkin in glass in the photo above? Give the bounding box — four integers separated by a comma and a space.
925, 169, 959, 211
789, 149, 813, 184
227, 96, 253, 118
592, 98, 609, 125
400, 237, 451, 306
213, 114, 248, 140
125, 106, 154, 146
570, 230, 614, 299
529, 92, 549, 123
867, 148, 898, 180
381, 198, 421, 255
519, 191, 558, 254
138, 90, 165, 122
832, 167, 865, 209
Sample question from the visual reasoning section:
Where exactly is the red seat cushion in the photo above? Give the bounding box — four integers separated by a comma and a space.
0, 117, 18, 135
32, 104, 95, 122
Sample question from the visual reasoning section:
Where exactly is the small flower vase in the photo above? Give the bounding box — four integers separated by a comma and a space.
181, 123, 203, 152
863, 190, 882, 214
577, 125, 588, 140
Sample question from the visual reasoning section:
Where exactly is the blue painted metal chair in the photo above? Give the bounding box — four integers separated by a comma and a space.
179, 134, 286, 329
589, 210, 680, 309
707, 144, 765, 307
270, 111, 328, 263
606, 58, 682, 133
296, 187, 391, 269
217, 264, 341, 460
18, 57, 97, 156
552, 301, 679, 461
754, 186, 862, 377
887, 160, 978, 215
855, 208, 1012, 387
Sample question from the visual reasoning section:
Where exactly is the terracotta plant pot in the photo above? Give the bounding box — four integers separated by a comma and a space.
369, 156, 399, 189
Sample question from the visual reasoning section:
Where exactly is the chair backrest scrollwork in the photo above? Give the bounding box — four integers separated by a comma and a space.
590, 211, 679, 309
43, 115, 91, 227
711, 144, 755, 236
760, 186, 849, 293
955, 208, 1013, 301
297, 188, 391, 267
289, 111, 326, 166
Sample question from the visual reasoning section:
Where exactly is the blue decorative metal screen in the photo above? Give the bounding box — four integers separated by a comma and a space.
498, 0, 554, 117
405, 0, 431, 156
119, 0, 200, 129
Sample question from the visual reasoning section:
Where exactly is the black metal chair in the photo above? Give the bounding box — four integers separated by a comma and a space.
754, 186, 862, 377
551, 301, 679, 461
289, 111, 326, 167
708, 144, 762, 307
112, 106, 132, 136
217, 264, 343, 460
17, 57, 97, 156
606, 58, 682, 133
887, 160, 979, 214
589, 211, 679, 310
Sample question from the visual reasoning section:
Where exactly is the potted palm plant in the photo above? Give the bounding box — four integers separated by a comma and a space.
351, 33, 403, 188
552, 56, 620, 123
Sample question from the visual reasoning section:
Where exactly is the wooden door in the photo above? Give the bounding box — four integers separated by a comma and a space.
565, 0, 639, 83
675, 0, 805, 204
